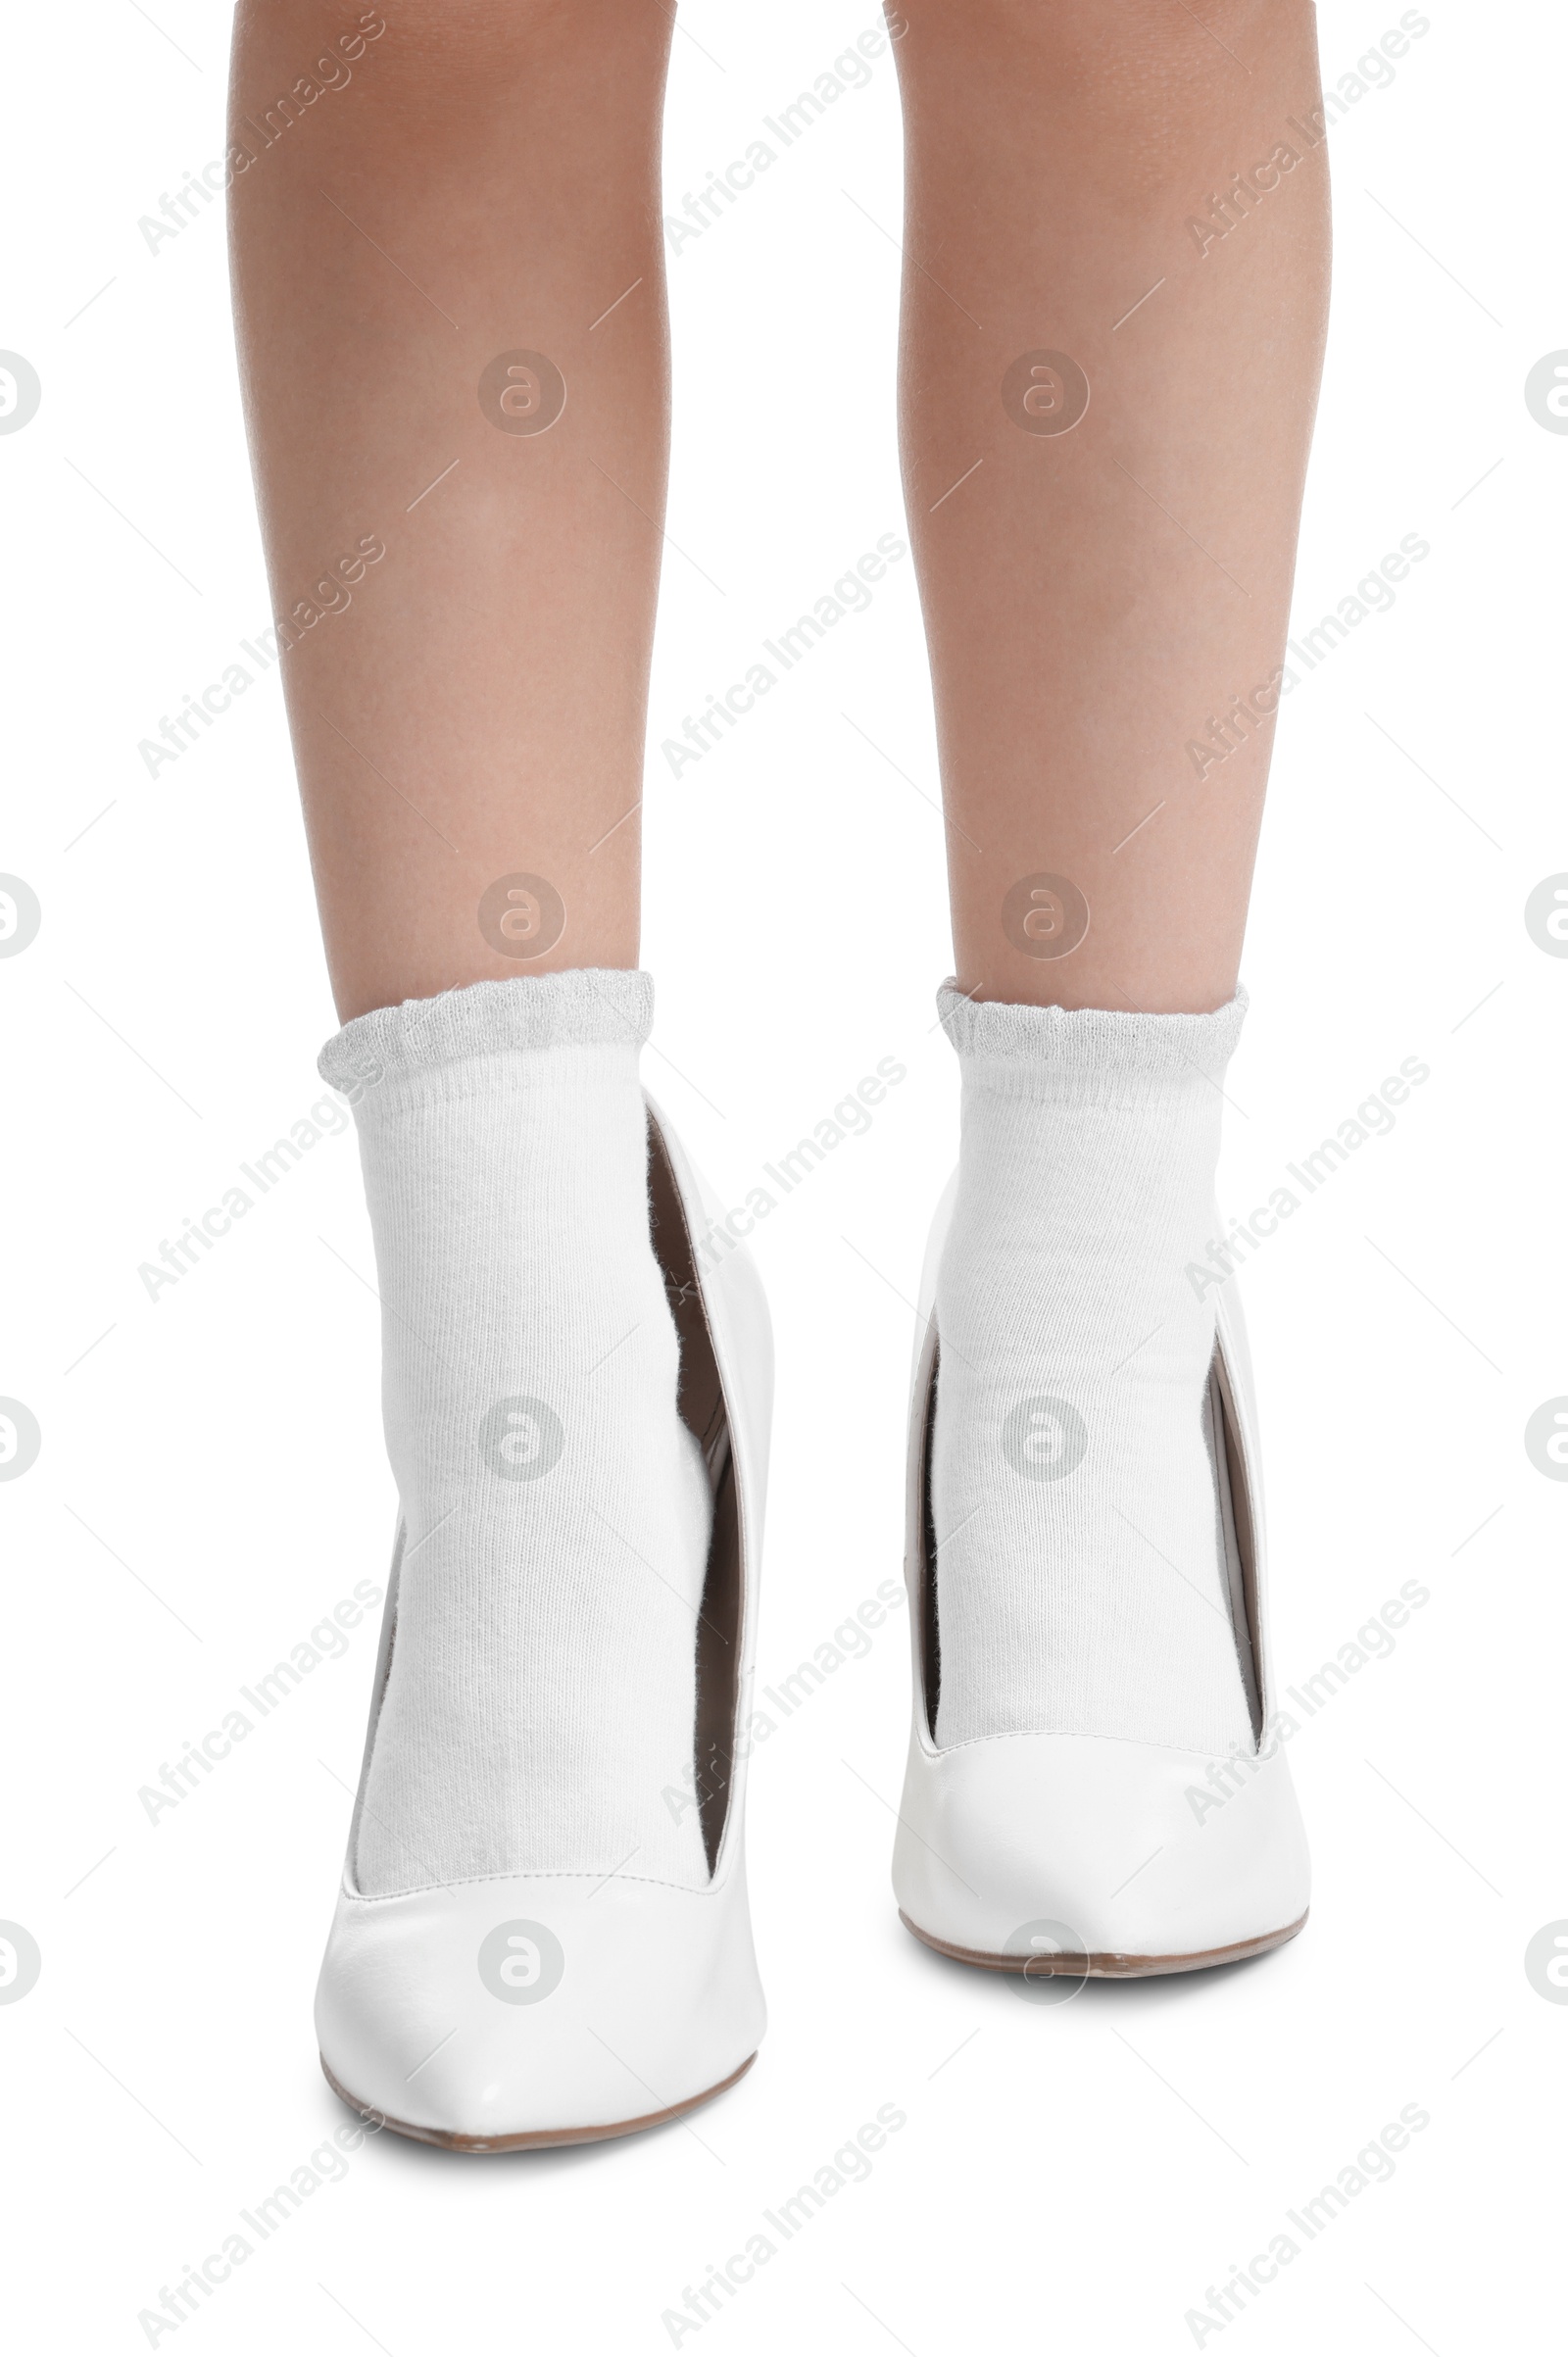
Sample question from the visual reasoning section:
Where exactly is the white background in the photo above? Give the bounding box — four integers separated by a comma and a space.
2, 1, 1563, 2349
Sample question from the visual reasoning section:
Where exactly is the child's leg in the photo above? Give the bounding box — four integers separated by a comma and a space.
895, 2, 1328, 1760
230, 1, 674, 1020
230, 8, 712, 1905
894, 0, 1329, 1015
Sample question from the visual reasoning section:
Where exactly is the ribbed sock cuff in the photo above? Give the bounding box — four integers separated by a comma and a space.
318, 970, 654, 1099
936, 979, 1247, 1105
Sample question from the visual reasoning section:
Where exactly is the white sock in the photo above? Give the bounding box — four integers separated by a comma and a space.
319, 970, 712, 1896
930, 983, 1257, 1755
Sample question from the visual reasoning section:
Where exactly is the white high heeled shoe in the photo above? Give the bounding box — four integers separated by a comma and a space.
893, 1174, 1309, 1978
315, 1103, 772, 2148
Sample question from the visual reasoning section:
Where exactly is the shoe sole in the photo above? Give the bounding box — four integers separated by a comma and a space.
899, 1907, 1308, 1979
318, 2049, 755, 2154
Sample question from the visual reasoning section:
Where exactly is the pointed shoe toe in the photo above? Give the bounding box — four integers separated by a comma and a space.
893, 1728, 1308, 1977
894, 1175, 1310, 1981
317, 1103, 773, 2149
316, 1867, 764, 2150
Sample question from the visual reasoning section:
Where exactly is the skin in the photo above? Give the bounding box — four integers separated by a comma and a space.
896, 0, 1330, 1012
229, 0, 674, 1020
229, 0, 1328, 1023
